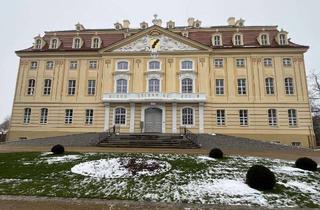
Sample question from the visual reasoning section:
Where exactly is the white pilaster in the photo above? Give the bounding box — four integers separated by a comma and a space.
104, 103, 110, 130
130, 103, 135, 133
172, 103, 177, 133
199, 102, 204, 133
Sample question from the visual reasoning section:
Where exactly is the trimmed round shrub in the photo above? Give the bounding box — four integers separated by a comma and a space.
295, 157, 318, 171
51, 144, 65, 155
209, 148, 223, 159
246, 165, 276, 191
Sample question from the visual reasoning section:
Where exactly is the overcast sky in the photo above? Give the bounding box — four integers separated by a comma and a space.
0, 0, 319, 123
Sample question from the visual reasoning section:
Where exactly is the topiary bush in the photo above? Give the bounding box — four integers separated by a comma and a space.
51, 144, 65, 155
295, 157, 318, 171
209, 148, 223, 159
246, 165, 276, 191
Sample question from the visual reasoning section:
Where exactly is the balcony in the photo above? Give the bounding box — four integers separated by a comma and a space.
102, 92, 206, 103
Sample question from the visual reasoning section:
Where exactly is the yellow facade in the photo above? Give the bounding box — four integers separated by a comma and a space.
8, 23, 316, 147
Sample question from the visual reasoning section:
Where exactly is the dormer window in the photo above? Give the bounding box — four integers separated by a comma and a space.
49, 38, 59, 49
279, 33, 287, 45
212, 34, 222, 46
148, 60, 160, 70
72, 37, 82, 49
259, 33, 270, 46
233, 33, 243, 46
117, 61, 129, 71
91, 37, 101, 48
181, 60, 193, 70
35, 39, 42, 49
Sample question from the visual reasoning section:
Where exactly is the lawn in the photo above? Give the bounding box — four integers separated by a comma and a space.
0, 152, 319, 208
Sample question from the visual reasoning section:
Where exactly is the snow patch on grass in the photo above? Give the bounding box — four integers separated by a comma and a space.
42, 155, 81, 164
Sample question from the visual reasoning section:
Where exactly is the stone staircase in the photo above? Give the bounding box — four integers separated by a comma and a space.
98, 133, 200, 149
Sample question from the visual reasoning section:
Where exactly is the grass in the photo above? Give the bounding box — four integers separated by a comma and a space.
0, 152, 319, 208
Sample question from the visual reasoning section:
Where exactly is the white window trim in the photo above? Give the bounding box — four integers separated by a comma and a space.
263, 58, 273, 67
268, 109, 277, 127
113, 106, 128, 127
239, 109, 249, 126
85, 109, 94, 125
180, 59, 194, 71
215, 78, 225, 95
40, 108, 49, 125
283, 58, 292, 67
214, 58, 224, 68
49, 37, 61, 49
27, 79, 36, 96
34, 37, 45, 49
277, 32, 289, 45
146, 73, 162, 92
72, 36, 83, 49
148, 59, 161, 71
87, 79, 96, 96
43, 79, 52, 96
179, 73, 196, 93
114, 74, 130, 93
64, 109, 73, 124
284, 77, 294, 95
258, 33, 270, 46
216, 109, 226, 126
211, 33, 223, 46
23, 108, 32, 124
265, 77, 275, 95
88, 60, 98, 69
288, 109, 298, 127
232, 33, 243, 46
91, 36, 102, 48
116, 60, 130, 71
237, 78, 247, 95
235, 58, 246, 68
180, 106, 195, 127
69, 60, 78, 69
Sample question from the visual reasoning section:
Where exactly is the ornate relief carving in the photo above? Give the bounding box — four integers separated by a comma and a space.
114, 34, 197, 52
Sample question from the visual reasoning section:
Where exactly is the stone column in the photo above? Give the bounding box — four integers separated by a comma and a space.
172, 103, 177, 133
130, 103, 135, 133
199, 102, 204, 133
104, 103, 110, 131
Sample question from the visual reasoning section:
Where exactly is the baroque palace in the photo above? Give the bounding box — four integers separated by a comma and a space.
8, 16, 315, 147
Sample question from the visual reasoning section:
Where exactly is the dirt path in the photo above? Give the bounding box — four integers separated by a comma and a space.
0, 145, 319, 163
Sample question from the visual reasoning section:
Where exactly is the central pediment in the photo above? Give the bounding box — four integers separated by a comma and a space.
100, 25, 212, 53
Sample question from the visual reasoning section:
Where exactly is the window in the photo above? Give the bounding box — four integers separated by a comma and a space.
89, 60, 97, 69
87, 80, 96, 95
43, 79, 52, 95
233, 34, 242, 46
216, 109, 225, 126
291, 142, 301, 147
23, 108, 31, 124
283, 58, 292, 67
46, 61, 54, 69
268, 109, 277, 126
116, 79, 127, 93
215, 79, 224, 95
149, 61, 160, 70
236, 59, 245, 68
117, 61, 129, 70
260, 34, 269, 45
288, 109, 297, 127
65, 109, 73, 124
85, 109, 94, 125
279, 34, 287, 45
182, 107, 193, 125
213, 35, 221, 46
285, 78, 294, 95
35, 39, 42, 49
50, 38, 58, 49
27, 79, 36, 95
148, 79, 160, 92
181, 78, 193, 93
214, 59, 223, 68
265, 78, 274, 95
69, 61, 78, 69
181, 60, 193, 70
264, 58, 273, 67
239, 109, 248, 126
91, 37, 100, 48
73, 38, 81, 49
40, 108, 48, 124
30, 61, 38, 70
68, 80, 76, 95
237, 79, 246, 95
115, 107, 126, 125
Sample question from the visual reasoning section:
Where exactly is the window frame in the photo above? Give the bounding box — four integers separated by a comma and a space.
214, 58, 224, 68
40, 108, 48, 124
180, 60, 194, 71
87, 80, 96, 95
268, 109, 277, 127
284, 77, 294, 95
116, 60, 129, 71
288, 109, 297, 127
43, 79, 52, 96
89, 60, 98, 69
85, 109, 94, 125
181, 107, 194, 126
69, 60, 78, 70
259, 33, 270, 46
68, 80, 76, 96
233, 33, 243, 46
216, 109, 226, 126
237, 78, 247, 95
236, 58, 246, 68
49, 38, 59, 49
23, 108, 31, 124
283, 58, 292, 67
148, 60, 161, 71
72, 37, 82, 49
181, 78, 194, 93
65, 109, 73, 124
27, 79, 36, 96
263, 58, 273, 67
148, 78, 160, 93
116, 79, 128, 93
114, 107, 126, 125
239, 109, 248, 126
30, 61, 38, 70
265, 77, 275, 95
215, 79, 224, 95
212, 34, 222, 46
91, 37, 101, 49
46, 61, 54, 70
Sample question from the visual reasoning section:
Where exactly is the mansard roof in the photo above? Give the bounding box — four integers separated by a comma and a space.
16, 24, 308, 54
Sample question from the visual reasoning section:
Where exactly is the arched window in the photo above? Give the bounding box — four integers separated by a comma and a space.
213, 35, 221, 46
73, 38, 81, 49
40, 108, 48, 124
181, 78, 193, 93
115, 107, 126, 125
260, 34, 269, 45
284, 77, 294, 95
50, 38, 58, 49
268, 109, 277, 126
91, 37, 100, 48
182, 107, 193, 125
27, 79, 36, 95
23, 108, 31, 124
265, 77, 274, 95
35, 39, 42, 49
181, 60, 193, 70
117, 61, 129, 70
233, 34, 243, 46
279, 33, 287, 45
149, 61, 160, 70
148, 79, 160, 92
116, 79, 127, 93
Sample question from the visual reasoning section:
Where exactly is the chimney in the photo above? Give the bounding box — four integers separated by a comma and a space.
227, 17, 236, 26
187, 17, 195, 27
123, 20, 130, 29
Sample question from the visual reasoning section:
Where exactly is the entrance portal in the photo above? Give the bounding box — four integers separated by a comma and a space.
144, 108, 162, 133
